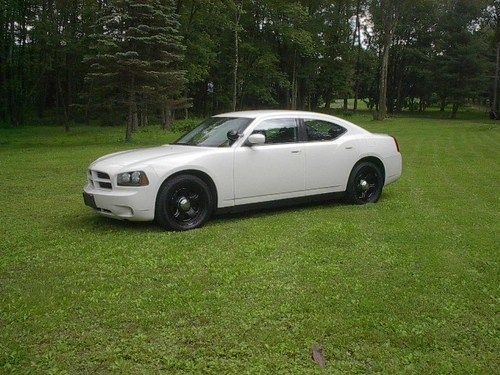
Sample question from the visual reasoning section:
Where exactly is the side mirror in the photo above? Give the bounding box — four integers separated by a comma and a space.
227, 130, 240, 142
247, 133, 266, 145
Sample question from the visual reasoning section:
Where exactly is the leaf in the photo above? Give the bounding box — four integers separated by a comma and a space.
311, 345, 326, 368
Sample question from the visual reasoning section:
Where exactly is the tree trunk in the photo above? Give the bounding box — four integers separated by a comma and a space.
451, 103, 459, 119
291, 52, 298, 110
374, 28, 393, 120
492, 42, 500, 117
126, 105, 133, 142
343, 96, 348, 111
324, 92, 332, 110
131, 101, 138, 132
395, 77, 403, 112
7, 19, 17, 126
57, 77, 69, 131
374, 0, 398, 121
139, 103, 148, 127
232, 1, 243, 111
162, 104, 172, 130
439, 98, 446, 112
126, 89, 136, 141
353, 0, 362, 112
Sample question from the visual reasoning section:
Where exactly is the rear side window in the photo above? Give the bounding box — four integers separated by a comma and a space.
304, 119, 346, 141
251, 118, 298, 144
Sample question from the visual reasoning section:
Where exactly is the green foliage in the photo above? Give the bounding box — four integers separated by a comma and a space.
84, 0, 186, 111
0, 0, 497, 128
432, 0, 491, 115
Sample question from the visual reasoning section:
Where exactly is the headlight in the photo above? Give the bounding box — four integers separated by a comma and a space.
117, 171, 149, 186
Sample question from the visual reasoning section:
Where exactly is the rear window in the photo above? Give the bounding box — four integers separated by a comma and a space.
304, 119, 346, 141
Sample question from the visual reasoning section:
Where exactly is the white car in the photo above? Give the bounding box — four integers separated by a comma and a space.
83, 110, 402, 230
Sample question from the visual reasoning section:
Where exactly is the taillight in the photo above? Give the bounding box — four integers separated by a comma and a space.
392, 136, 400, 152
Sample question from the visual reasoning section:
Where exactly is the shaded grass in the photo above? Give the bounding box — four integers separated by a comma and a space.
0, 112, 499, 373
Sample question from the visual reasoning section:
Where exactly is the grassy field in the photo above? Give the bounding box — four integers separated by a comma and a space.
0, 111, 499, 373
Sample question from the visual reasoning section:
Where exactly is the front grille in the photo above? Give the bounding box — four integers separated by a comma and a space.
99, 182, 112, 189
97, 171, 110, 179
88, 170, 112, 190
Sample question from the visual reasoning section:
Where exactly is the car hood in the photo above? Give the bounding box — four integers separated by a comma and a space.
90, 144, 206, 170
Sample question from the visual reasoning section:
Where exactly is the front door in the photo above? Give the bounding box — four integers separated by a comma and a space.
233, 118, 305, 205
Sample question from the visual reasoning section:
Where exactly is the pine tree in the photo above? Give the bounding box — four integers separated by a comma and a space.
85, 0, 186, 140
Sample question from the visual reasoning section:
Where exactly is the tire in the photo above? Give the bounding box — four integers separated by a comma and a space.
345, 161, 384, 204
155, 174, 214, 231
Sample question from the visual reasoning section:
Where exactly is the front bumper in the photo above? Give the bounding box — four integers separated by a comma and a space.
83, 183, 155, 221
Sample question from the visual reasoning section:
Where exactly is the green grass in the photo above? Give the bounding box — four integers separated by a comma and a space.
0, 111, 499, 373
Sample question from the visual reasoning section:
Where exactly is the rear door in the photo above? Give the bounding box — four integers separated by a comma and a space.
301, 118, 358, 194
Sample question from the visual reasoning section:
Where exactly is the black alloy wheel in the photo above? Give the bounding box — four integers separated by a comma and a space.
155, 175, 213, 230
346, 161, 384, 204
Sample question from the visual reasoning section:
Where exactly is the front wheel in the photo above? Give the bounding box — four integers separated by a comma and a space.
346, 161, 384, 204
155, 175, 214, 231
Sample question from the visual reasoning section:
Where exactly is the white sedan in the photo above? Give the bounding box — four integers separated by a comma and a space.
83, 110, 402, 230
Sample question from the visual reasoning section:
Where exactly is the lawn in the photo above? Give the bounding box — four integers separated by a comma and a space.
0, 111, 499, 373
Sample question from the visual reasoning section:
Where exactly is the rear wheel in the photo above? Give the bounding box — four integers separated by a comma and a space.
155, 175, 213, 231
346, 161, 384, 204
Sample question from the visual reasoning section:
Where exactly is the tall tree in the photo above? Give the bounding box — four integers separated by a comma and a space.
433, 0, 489, 118
232, 0, 243, 111
85, 0, 186, 140
490, 0, 500, 117
371, 0, 400, 120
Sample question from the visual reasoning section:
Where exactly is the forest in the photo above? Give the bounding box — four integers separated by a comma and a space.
1, 0, 499, 139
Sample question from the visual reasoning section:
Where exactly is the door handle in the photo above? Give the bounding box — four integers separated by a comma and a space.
345, 146, 354, 150
291, 150, 301, 154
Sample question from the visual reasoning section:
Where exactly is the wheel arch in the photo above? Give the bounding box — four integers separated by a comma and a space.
155, 169, 219, 211
354, 156, 386, 182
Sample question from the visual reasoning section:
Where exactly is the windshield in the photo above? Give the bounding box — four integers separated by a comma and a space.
175, 117, 252, 147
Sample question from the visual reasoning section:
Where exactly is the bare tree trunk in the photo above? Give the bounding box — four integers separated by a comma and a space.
374, 28, 393, 120
451, 103, 459, 119
126, 107, 133, 142
57, 77, 69, 131
126, 88, 135, 141
232, 1, 243, 111
353, 0, 362, 111
131, 101, 138, 132
139, 103, 148, 127
162, 104, 172, 130
395, 76, 403, 112
439, 97, 446, 112
291, 51, 298, 110
324, 92, 332, 110
160, 106, 166, 128
492, 42, 500, 118
374, 0, 397, 121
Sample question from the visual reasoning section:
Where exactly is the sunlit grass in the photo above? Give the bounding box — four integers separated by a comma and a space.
0, 111, 498, 373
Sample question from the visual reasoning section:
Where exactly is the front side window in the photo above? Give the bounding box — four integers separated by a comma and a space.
175, 117, 252, 147
251, 118, 298, 144
304, 119, 346, 141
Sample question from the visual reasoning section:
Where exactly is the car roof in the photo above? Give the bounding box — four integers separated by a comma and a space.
215, 110, 327, 119
213, 110, 369, 134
